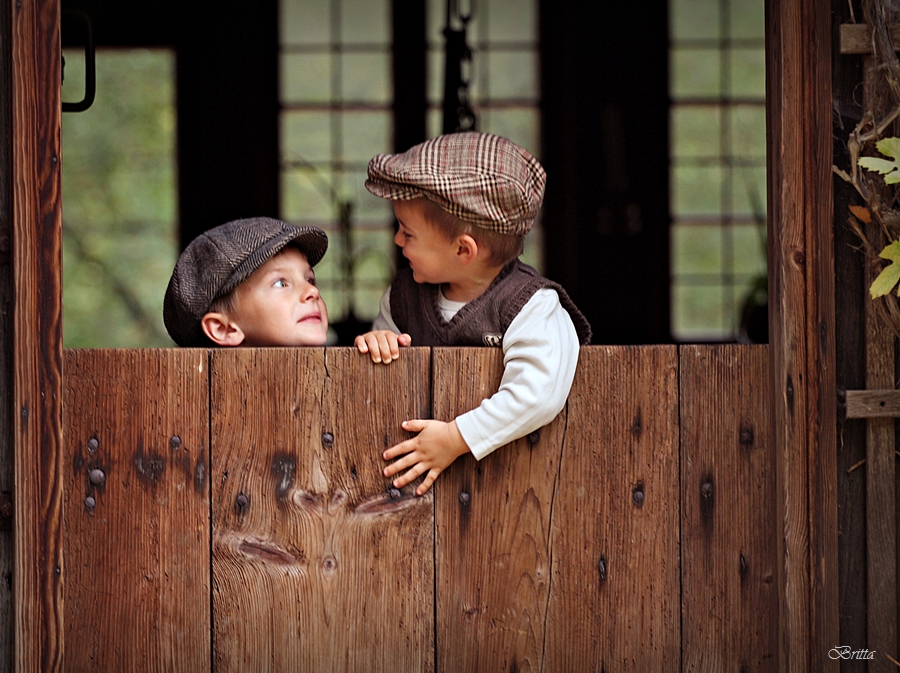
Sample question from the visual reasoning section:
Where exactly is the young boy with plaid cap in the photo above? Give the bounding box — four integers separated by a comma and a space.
164, 216, 330, 347
356, 132, 591, 496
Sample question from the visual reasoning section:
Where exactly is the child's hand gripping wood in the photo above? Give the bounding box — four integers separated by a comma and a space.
384, 419, 471, 496
354, 330, 412, 364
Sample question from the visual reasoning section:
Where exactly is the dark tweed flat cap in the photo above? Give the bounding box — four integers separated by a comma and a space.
163, 217, 328, 346
365, 132, 546, 236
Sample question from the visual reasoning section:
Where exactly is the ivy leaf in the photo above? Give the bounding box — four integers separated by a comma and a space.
858, 156, 900, 181
870, 241, 900, 298
876, 136, 900, 159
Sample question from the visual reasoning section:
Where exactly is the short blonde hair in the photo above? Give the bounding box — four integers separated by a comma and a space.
418, 198, 524, 266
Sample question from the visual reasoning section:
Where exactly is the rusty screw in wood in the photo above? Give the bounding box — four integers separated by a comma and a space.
88, 469, 106, 487
597, 556, 608, 581
739, 428, 754, 445
527, 431, 540, 445
87, 437, 99, 453
84, 496, 96, 510
321, 432, 334, 448
389, 488, 401, 500
701, 480, 713, 499
236, 493, 249, 510
170, 436, 182, 451
459, 491, 471, 506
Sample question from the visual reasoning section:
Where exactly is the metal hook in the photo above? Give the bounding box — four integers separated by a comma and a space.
62, 11, 96, 113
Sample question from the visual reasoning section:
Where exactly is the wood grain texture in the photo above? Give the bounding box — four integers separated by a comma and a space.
211, 347, 433, 673
680, 345, 776, 672
0, 0, 14, 668
864, 221, 898, 670
62, 349, 211, 672
839, 23, 900, 54
845, 389, 900, 418
433, 347, 558, 673
766, 0, 839, 669
543, 346, 680, 671
11, 0, 64, 671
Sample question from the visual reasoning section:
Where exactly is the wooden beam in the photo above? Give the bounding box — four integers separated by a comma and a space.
766, 0, 839, 671
845, 389, 900, 418
840, 23, 900, 54
11, 0, 64, 671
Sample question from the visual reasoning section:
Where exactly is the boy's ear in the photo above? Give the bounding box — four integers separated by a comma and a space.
455, 234, 479, 264
200, 312, 246, 347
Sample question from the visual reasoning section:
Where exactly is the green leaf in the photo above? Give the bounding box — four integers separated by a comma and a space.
870, 259, 900, 298
858, 156, 900, 176
879, 240, 900, 262
876, 136, 900, 160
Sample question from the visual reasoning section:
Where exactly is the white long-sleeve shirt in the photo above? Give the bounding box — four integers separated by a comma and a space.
373, 285, 581, 460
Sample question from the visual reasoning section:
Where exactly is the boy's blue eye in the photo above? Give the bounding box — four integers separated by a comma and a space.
273, 279, 287, 288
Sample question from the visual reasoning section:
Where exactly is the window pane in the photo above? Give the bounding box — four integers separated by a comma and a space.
672, 223, 723, 276
729, 105, 766, 158
672, 283, 729, 339
486, 50, 538, 99
342, 52, 391, 102
671, 48, 722, 99
728, 48, 765, 98
341, 111, 391, 163
487, 0, 536, 42
729, 0, 764, 40
342, 0, 389, 44
671, 107, 722, 158
281, 0, 330, 46
731, 222, 767, 276
281, 53, 332, 103
728, 165, 766, 218
672, 165, 723, 216
282, 111, 332, 164
281, 166, 335, 221
670, 0, 721, 41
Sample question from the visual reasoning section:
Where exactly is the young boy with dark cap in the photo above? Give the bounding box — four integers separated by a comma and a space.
164, 216, 330, 347
356, 131, 591, 496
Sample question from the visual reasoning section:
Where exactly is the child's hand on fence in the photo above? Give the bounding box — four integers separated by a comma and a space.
384, 419, 470, 495
354, 330, 412, 364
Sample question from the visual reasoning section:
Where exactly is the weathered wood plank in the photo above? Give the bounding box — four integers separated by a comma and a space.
864, 223, 898, 670
845, 389, 900, 418
542, 346, 680, 671
433, 347, 558, 672
839, 23, 900, 55
767, 0, 839, 669
680, 345, 776, 671
211, 347, 433, 672
62, 349, 211, 671
11, 0, 64, 671
0, 0, 15, 668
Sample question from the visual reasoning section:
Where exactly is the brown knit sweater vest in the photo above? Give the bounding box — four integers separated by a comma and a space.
389, 260, 592, 347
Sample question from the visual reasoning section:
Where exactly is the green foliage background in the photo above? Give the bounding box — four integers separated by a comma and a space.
61, 49, 177, 348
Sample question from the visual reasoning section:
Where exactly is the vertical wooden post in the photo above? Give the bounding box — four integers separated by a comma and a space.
766, 0, 839, 670
10, 0, 64, 671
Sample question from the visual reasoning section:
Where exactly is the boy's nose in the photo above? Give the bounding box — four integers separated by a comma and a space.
393, 229, 404, 247
301, 282, 320, 301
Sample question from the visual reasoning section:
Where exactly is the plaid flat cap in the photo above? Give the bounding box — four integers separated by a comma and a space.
366, 132, 546, 236
163, 217, 328, 346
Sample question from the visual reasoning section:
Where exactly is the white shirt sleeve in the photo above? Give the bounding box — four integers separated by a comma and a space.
371, 286, 400, 332
454, 288, 581, 460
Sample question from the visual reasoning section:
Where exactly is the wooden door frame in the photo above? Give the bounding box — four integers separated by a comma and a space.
9, 0, 65, 671
3, 0, 839, 670
766, 0, 839, 669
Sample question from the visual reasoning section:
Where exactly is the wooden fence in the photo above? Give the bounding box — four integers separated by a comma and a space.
61, 345, 775, 672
